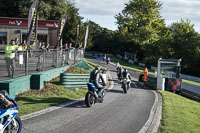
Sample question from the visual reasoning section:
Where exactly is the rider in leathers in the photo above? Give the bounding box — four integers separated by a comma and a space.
0, 90, 13, 108
122, 69, 131, 88
89, 66, 106, 98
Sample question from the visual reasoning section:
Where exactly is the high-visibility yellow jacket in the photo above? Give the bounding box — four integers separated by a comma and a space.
5, 44, 20, 59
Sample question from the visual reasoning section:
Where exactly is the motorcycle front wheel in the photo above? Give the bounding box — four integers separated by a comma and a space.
122, 83, 127, 93
5, 116, 22, 133
85, 91, 95, 107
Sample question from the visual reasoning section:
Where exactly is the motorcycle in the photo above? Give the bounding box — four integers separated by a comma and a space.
117, 67, 123, 81
85, 83, 106, 107
121, 78, 131, 93
106, 58, 110, 64
0, 91, 22, 133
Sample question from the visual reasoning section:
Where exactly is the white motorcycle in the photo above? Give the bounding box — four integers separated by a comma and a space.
121, 78, 131, 93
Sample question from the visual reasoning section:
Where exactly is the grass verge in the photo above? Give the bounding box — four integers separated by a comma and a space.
112, 57, 200, 87
158, 90, 200, 133
84, 55, 96, 59
112, 57, 155, 75
182, 79, 200, 87
16, 67, 89, 116
84, 59, 105, 70
64, 67, 91, 74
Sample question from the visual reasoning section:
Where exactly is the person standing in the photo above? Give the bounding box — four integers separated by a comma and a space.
21, 40, 27, 51
103, 55, 106, 62
14, 38, 20, 62
5, 39, 20, 78
45, 43, 50, 52
61, 43, 68, 66
20, 40, 27, 67
52, 45, 58, 67
66, 43, 72, 65
36, 42, 46, 71
75, 43, 83, 61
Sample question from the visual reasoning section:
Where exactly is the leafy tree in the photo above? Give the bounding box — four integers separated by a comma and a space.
115, 0, 165, 46
169, 19, 200, 76
0, 0, 81, 46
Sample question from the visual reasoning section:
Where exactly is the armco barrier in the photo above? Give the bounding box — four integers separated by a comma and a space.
60, 73, 90, 89
117, 54, 123, 59
146, 76, 157, 89
0, 75, 31, 98
31, 66, 70, 89
180, 88, 200, 102
180, 74, 200, 83
139, 62, 145, 67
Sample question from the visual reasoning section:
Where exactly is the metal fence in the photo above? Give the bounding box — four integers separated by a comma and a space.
0, 48, 84, 81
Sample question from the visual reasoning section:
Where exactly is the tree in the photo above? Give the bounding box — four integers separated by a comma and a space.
115, 0, 165, 46
170, 19, 200, 76
0, 0, 81, 46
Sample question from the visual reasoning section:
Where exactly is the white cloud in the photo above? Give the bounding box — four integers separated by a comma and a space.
75, 0, 200, 32
75, 0, 129, 30
159, 0, 200, 32
76, 0, 129, 16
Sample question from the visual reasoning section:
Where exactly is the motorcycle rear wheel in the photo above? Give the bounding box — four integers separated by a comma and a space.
85, 91, 94, 107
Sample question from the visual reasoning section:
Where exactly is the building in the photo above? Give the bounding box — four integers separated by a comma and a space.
0, 17, 58, 49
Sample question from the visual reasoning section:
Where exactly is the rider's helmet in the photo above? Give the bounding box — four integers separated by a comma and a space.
124, 69, 128, 73
95, 66, 101, 72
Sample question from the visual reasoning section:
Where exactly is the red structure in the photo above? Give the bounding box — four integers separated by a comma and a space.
0, 17, 58, 47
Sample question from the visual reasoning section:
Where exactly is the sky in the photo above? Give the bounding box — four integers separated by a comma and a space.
75, 0, 200, 32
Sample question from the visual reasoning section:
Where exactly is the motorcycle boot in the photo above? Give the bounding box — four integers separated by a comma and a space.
98, 89, 105, 98
94, 91, 98, 98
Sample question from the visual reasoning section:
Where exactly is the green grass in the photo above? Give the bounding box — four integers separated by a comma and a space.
183, 79, 200, 87
113, 57, 200, 87
84, 59, 105, 70
16, 67, 89, 116
65, 67, 91, 74
158, 91, 200, 133
84, 55, 96, 59
112, 57, 155, 75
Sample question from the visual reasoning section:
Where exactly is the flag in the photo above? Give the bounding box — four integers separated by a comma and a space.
27, 0, 39, 50
57, 16, 68, 46
75, 21, 81, 44
84, 25, 89, 49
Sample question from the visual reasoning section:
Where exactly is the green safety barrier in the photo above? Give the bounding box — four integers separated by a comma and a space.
146, 76, 157, 89
31, 66, 70, 89
60, 73, 90, 89
72, 60, 93, 71
0, 75, 31, 99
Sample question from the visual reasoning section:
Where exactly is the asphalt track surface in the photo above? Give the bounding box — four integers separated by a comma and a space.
21, 59, 155, 133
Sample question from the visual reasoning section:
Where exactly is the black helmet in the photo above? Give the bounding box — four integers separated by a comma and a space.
95, 66, 100, 71
124, 69, 128, 73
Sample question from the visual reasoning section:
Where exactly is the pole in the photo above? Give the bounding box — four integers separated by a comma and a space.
74, 48, 76, 64
25, 50, 29, 75
43, 50, 45, 70
56, 48, 58, 67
